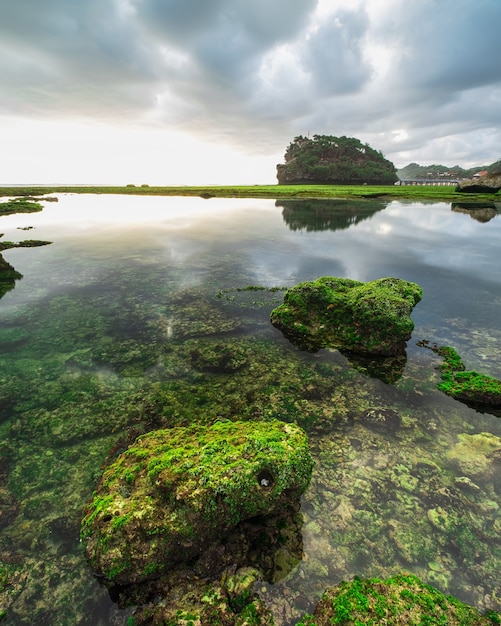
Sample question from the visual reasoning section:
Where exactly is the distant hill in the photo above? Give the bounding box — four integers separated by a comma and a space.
277, 135, 398, 185
487, 159, 501, 175
397, 160, 501, 181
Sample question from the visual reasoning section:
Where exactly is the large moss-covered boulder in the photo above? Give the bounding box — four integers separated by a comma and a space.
81, 420, 313, 585
270, 277, 422, 356
298, 574, 500, 625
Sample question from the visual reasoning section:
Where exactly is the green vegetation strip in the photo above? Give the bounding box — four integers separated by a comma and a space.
0, 184, 499, 202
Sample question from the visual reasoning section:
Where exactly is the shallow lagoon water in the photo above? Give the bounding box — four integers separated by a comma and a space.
0, 195, 500, 624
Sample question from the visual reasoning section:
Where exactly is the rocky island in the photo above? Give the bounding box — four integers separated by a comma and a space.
276, 135, 398, 185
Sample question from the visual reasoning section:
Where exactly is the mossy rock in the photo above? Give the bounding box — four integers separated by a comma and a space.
297, 574, 500, 625
421, 343, 501, 409
270, 277, 422, 356
81, 420, 313, 585
439, 370, 501, 407
0, 255, 22, 299
0, 239, 52, 252
0, 199, 43, 215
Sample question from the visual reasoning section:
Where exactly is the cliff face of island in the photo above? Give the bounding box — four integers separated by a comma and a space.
276, 135, 398, 185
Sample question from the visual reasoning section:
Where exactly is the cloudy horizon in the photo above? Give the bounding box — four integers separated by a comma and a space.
1, 0, 500, 185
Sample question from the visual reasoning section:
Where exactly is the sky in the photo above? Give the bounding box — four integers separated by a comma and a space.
1, 0, 500, 185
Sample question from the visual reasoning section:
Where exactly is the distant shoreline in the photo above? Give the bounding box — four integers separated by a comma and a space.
0, 184, 499, 203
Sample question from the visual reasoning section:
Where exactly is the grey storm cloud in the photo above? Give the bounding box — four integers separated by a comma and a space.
1, 0, 501, 165
300, 9, 372, 96
383, 0, 501, 94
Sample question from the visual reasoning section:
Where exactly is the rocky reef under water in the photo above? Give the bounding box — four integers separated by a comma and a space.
0, 255, 500, 624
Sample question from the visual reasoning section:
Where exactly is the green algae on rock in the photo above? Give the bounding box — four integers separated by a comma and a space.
0, 199, 44, 215
0, 239, 52, 252
81, 420, 313, 585
419, 342, 501, 410
296, 574, 501, 626
270, 277, 422, 356
0, 254, 23, 299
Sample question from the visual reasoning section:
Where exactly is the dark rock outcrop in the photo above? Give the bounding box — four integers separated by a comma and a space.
456, 175, 501, 194
0, 255, 22, 299
359, 407, 402, 433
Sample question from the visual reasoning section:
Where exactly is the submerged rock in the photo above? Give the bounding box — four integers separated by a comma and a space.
81, 420, 313, 585
189, 340, 249, 373
359, 407, 402, 434
298, 574, 500, 625
446, 432, 501, 482
270, 276, 422, 356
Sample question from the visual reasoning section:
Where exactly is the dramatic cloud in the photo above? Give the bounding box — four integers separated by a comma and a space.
1, 0, 500, 183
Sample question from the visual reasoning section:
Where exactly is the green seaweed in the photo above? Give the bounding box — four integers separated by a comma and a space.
0, 240, 52, 251
296, 574, 500, 625
419, 341, 501, 408
0, 199, 43, 215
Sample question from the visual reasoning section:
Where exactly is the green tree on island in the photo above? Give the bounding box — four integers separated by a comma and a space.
277, 134, 398, 185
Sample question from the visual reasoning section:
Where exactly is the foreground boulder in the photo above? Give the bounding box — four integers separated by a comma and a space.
298, 574, 500, 626
270, 277, 422, 355
81, 420, 313, 585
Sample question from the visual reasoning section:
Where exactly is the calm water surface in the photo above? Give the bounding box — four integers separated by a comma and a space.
0, 195, 500, 624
